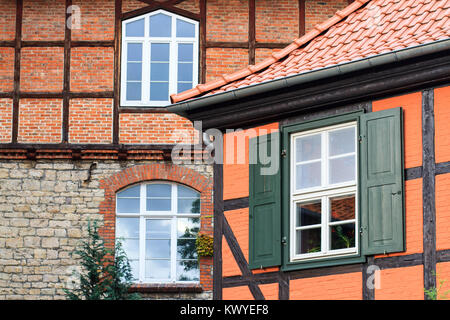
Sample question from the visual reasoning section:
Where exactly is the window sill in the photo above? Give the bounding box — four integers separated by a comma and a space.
128, 283, 203, 294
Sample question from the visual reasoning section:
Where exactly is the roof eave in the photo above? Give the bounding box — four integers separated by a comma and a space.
168, 38, 450, 118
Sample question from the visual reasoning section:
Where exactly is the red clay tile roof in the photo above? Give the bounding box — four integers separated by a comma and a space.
171, 0, 450, 103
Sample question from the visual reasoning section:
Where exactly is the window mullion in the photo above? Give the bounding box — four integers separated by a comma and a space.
171, 217, 177, 282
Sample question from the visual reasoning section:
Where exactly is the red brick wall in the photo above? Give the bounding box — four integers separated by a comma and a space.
72, 0, 115, 41
0, 98, 12, 143
69, 98, 113, 144
119, 113, 197, 144
18, 99, 62, 143
22, 0, 66, 41
256, 0, 299, 43
20, 47, 64, 92
0, 47, 14, 92
0, 0, 346, 145
70, 47, 114, 92
206, 0, 249, 42
0, 0, 16, 41
305, 0, 348, 33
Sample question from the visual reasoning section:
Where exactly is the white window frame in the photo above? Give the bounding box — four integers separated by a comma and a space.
290, 122, 359, 262
115, 182, 201, 284
121, 9, 199, 107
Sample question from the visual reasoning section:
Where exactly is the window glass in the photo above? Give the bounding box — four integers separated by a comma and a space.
296, 200, 321, 227
176, 19, 195, 37
126, 18, 144, 37
150, 13, 172, 37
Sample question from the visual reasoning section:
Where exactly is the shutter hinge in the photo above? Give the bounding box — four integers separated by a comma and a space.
281, 149, 287, 158
281, 236, 287, 245
359, 135, 363, 143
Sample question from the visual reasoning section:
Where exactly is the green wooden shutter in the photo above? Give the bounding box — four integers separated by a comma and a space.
249, 132, 281, 269
360, 107, 405, 255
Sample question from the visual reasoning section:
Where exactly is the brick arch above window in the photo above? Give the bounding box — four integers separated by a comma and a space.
98, 163, 213, 248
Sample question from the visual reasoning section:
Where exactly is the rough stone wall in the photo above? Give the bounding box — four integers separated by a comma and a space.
0, 159, 213, 300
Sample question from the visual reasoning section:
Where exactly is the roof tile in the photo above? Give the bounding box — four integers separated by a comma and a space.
171, 0, 450, 103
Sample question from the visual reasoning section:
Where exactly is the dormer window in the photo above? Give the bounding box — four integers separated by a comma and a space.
121, 10, 199, 107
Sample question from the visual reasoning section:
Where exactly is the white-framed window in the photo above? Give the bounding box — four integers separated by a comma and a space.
115, 182, 201, 283
121, 9, 199, 107
290, 122, 358, 261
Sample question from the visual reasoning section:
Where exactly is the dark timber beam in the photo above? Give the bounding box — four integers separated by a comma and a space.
113, 0, 122, 145
422, 88, 437, 299
200, 0, 206, 83
62, 0, 72, 143
213, 163, 224, 300
11, 0, 23, 143
299, 0, 305, 36
248, 0, 256, 65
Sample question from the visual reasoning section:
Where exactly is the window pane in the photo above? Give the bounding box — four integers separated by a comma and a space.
329, 127, 355, 156
330, 223, 356, 250
151, 43, 170, 61
329, 155, 355, 184
330, 195, 355, 222
147, 198, 171, 211
117, 197, 140, 213
177, 260, 199, 281
147, 184, 171, 198
116, 217, 139, 238
178, 185, 198, 198
296, 134, 321, 162
145, 259, 171, 279
177, 82, 193, 94
178, 198, 200, 213
178, 63, 193, 81
122, 239, 139, 260
149, 13, 172, 37
118, 185, 140, 197
177, 218, 200, 238
177, 239, 197, 259
150, 63, 169, 81
129, 260, 139, 281
178, 43, 193, 62
146, 219, 171, 239
126, 82, 141, 101
146, 240, 170, 258
296, 161, 321, 189
125, 18, 144, 37
296, 228, 321, 255
127, 62, 142, 81
150, 82, 169, 101
176, 19, 195, 37
296, 200, 321, 227
127, 43, 142, 61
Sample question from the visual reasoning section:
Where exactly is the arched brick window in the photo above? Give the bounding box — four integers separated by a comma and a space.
116, 181, 201, 283
99, 164, 212, 289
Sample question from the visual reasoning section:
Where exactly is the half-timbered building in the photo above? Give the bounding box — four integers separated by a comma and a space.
0, 0, 354, 300
170, 0, 450, 300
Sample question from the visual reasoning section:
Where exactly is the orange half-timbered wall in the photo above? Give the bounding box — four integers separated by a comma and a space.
219, 85, 450, 300
0, 0, 349, 154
